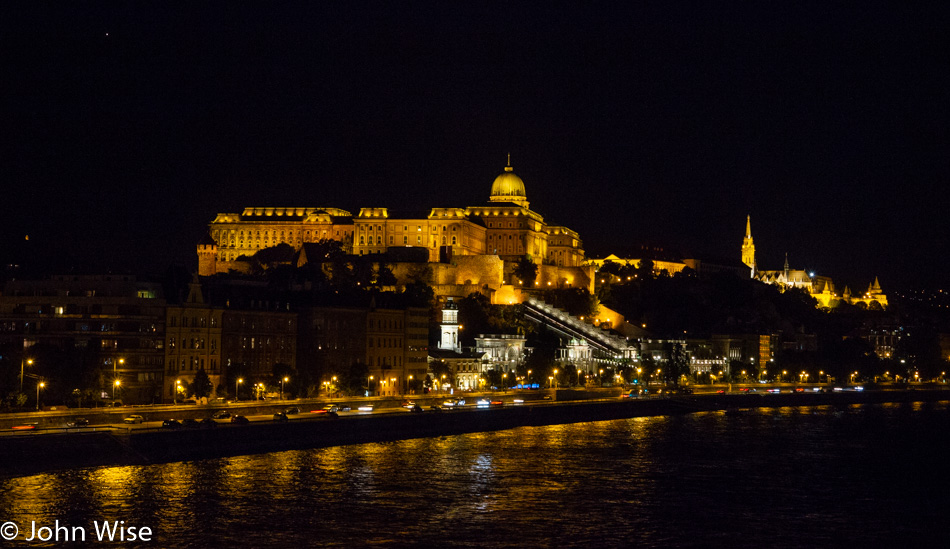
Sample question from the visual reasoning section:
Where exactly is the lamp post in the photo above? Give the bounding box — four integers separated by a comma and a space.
502, 373, 507, 392
113, 379, 120, 403
36, 381, 45, 410
174, 379, 181, 404
553, 369, 558, 389
368, 375, 374, 397
20, 358, 33, 394
408, 374, 414, 395
236, 378, 243, 401
281, 376, 289, 400
441, 374, 446, 396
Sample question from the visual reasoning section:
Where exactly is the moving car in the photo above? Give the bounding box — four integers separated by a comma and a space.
212, 410, 231, 419
124, 414, 144, 424
67, 418, 89, 427
285, 407, 300, 415
230, 415, 249, 424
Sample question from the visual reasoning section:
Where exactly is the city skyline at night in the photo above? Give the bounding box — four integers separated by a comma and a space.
4, 3, 949, 292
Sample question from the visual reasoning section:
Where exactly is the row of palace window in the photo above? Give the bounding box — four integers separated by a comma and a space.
359, 234, 460, 246
359, 224, 459, 233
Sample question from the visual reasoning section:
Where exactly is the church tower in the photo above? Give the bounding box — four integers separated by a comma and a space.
741, 215, 756, 275
439, 298, 460, 352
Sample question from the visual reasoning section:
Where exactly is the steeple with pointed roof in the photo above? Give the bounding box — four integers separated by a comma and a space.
741, 215, 756, 274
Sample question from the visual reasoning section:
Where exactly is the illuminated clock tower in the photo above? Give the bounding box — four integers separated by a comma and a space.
439, 298, 460, 352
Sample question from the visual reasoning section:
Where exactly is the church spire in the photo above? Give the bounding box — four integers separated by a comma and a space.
741, 215, 756, 274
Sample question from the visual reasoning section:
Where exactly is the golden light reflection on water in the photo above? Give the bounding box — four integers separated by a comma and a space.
2, 403, 947, 547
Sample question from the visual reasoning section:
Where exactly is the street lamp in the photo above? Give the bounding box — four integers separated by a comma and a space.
408, 374, 414, 395
281, 376, 289, 400
20, 358, 33, 394
548, 376, 554, 388
553, 369, 558, 389
113, 379, 120, 403
236, 378, 243, 401
36, 381, 45, 410
502, 373, 507, 392
368, 375, 374, 397
175, 379, 182, 404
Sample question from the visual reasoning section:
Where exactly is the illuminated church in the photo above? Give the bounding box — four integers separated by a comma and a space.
742, 216, 888, 310
197, 159, 594, 302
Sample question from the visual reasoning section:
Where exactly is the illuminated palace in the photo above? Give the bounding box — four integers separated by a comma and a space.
741, 216, 888, 309
198, 159, 594, 302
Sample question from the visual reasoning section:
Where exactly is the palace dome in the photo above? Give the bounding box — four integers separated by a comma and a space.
490, 165, 526, 199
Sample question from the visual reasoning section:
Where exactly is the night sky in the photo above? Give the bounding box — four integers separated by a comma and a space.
3, 2, 949, 291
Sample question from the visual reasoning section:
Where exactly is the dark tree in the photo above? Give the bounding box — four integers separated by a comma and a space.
513, 256, 539, 287
189, 368, 214, 399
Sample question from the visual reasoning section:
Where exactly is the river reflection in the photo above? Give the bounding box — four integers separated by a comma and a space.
1, 401, 948, 547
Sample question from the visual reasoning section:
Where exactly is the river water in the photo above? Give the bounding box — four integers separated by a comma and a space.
1, 401, 948, 548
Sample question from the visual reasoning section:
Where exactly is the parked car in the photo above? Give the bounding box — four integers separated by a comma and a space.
409, 404, 424, 413
66, 418, 89, 427
124, 414, 144, 424
273, 412, 289, 422
212, 410, 231, 419
162, 419, 183, 429
284, 407, 300, 415
230, 415, 249, 424
429, 405, 443, 412
199, 418, 217, 428
182, 418, 201, 429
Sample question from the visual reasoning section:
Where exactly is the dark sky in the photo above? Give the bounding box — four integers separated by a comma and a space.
3, 2, 949, 291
